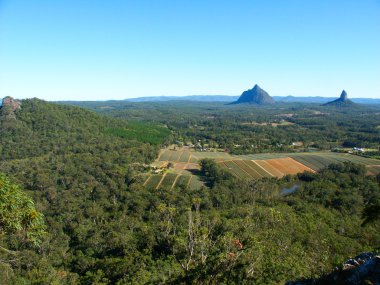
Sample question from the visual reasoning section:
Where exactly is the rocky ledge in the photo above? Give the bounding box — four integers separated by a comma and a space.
286, 252, 380, 285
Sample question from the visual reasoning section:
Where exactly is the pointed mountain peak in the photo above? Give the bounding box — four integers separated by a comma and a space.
231, 84, 275, 105
323, 90, 354, 107
340, 90, 348, 100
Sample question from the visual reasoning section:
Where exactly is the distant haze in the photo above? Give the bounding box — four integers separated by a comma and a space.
0, 1, 380, 100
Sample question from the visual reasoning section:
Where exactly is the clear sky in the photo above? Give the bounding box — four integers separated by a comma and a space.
0, 0, 379, 100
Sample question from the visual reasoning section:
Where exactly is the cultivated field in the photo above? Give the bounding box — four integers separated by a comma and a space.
218, 157, 314, 179
236, 152, 380, 172
149, 148, 380, 188
143, 172, 202, 190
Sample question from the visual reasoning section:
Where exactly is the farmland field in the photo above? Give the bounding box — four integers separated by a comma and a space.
188, 175, 204, 190
265, 157, 313, 175
151, 148, 380, 187
158, 150, 172, 161
174, 175, 192, 188
253, 160, 283, 177
144, 174, 163, 189
367, 165, 380, 175
159, 173, 178, 190
178, 151, 191, 163
247, 161, 274, 178
289, 152, 380, 171
223, 160, 248, 178
218, 158, 314, 179
234, 160, 262, 179
143, 172, 196, 190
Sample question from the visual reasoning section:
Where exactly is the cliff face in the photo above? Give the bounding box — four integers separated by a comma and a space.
0, 96, 21, 118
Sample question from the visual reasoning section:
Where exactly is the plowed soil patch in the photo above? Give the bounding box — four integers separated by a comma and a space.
254, 160, 284, 177
264, 157, 314, 176
174, 162, 200, 171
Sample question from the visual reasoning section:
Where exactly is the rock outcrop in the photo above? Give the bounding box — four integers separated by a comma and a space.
231, 84, 275, 105
323, 90, 354, 107
286, 252, 380, 285
0, 96, 21, 118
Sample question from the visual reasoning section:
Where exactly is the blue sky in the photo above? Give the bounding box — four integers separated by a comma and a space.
0, 0, 379, 100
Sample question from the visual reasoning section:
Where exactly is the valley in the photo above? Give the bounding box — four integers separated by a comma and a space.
143, 147, 380, 190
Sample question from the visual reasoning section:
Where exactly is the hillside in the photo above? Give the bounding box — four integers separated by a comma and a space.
231, 84, 275, 105
0, 97, 169, 160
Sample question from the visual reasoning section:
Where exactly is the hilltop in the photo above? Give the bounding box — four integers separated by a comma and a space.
0, 96, 21, 118
230, 84, 275, 105
323, 90, 355, 107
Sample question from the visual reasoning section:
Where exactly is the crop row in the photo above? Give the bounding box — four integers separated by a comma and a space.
219, 158, 314, 179
144, 173, 202, 190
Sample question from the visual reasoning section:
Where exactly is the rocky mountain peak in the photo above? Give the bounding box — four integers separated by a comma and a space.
340, 90, 348, 101
323, 90, 354, 107
1, 96, 22, 118
231, 84, 275, 105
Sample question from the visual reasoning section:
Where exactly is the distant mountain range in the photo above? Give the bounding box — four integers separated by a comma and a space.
126, 94, 380, 104
125, 95, 240, 102
2, 93, 380, 106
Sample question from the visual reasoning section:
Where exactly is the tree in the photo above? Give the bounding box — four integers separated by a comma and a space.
0, 173, 46, 247
362, 198, 380, 226
0, 173, 46, 283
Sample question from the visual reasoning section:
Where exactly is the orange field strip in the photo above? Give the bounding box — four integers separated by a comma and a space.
288, 158, 316, 173
265, 157, 313, 175
265, 159, 294, 174
254, 160, 284, 178
252, 160, 274, 176
174, 163, 187, 170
